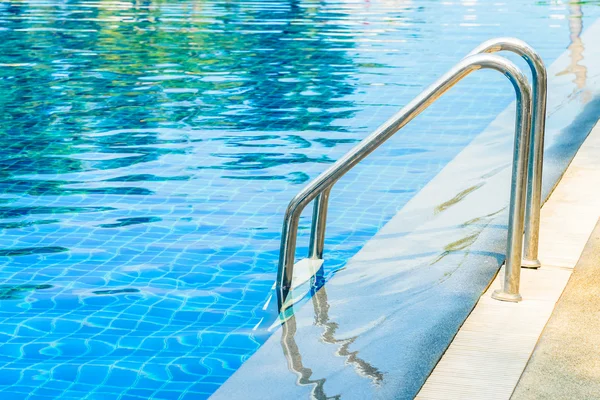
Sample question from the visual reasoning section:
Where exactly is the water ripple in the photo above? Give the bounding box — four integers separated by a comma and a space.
0, 0, 597, 398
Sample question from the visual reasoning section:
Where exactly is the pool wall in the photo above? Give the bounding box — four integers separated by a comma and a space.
211, 17, 600, 400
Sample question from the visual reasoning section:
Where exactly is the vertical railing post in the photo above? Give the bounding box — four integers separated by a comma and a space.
491, 80, 533, 302
277, 209, 301, 311
467, 38, 547, 269
308, 188, 331, 260
522, 59, 547, 269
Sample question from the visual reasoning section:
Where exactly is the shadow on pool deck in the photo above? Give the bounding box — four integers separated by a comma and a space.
512, 219, 600, 400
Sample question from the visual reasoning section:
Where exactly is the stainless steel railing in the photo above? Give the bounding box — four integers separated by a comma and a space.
276, 38, 547, 311
465, 38, 548, 301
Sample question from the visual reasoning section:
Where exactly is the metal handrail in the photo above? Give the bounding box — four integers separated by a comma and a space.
467, 38, 548, 302
276, 52, 534, 311
467, 38, 547, 271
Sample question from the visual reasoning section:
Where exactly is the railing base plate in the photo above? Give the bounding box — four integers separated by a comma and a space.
492, 289, 522, 302
522, 258, 541, 269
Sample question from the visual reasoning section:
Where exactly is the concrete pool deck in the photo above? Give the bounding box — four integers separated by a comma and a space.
417, 119, 600, 400
512, 219, 600, 400
211, 18, 600, 400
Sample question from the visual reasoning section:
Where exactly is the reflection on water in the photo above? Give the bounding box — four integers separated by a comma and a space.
280, 273, 383, 399
92, 287, 141, 295
0, 0, 358, 196
281, 315, 338, 400
0, 284, 53, 300
310, 286, 384, 384
0, 0, 371, 395
557, 1, 591, 102
0, 0, 599, 397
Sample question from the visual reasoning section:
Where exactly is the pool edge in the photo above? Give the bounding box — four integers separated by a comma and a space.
210, 17, 600, 400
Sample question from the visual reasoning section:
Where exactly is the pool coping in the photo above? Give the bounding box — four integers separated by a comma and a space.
416, 119, 600, 400
210, 17, 600, 400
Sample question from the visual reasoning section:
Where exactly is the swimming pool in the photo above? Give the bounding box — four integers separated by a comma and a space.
0, 1, 599, 399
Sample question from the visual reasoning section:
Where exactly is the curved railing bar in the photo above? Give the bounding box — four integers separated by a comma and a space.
276, 53, 533, 310
467, 38, 547, 270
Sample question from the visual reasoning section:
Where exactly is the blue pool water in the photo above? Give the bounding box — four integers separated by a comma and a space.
0, 1, 599, 399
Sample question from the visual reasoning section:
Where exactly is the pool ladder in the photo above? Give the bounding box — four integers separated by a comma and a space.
276, 38, 547, 311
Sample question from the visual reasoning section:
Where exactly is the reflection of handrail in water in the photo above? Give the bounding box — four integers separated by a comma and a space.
557, 2, 590, 102
310, 285, 385, 385
280, 315, 337, 400
280, 276, 384, 399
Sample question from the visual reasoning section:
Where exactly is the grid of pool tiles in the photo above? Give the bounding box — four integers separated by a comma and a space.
0, 0, 599, 399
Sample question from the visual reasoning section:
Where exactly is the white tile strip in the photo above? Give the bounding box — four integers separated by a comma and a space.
415, 120, 600, 400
